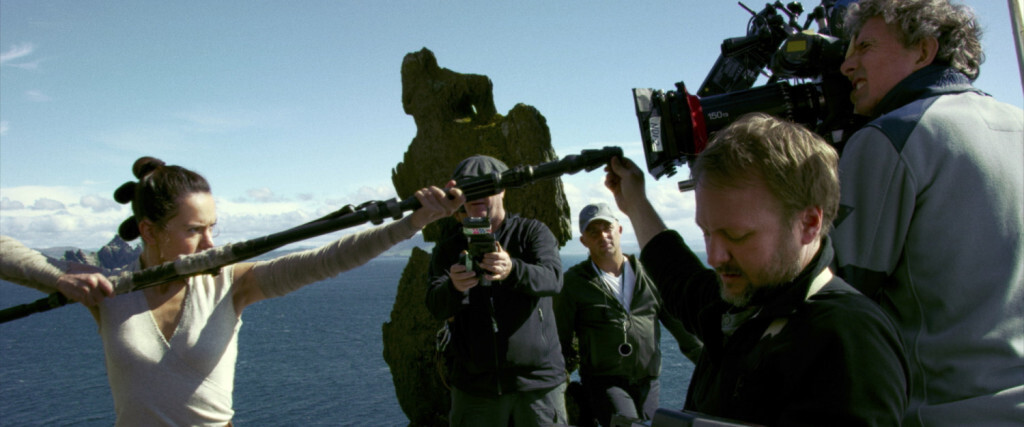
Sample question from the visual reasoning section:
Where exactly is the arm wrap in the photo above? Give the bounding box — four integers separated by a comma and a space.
253, 215, 419, 298
0, 235, 69, 293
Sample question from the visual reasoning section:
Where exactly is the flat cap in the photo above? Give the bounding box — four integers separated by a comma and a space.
450, 155, 509, 183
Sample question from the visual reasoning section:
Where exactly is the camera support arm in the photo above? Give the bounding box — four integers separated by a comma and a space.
0, 146, 622, 324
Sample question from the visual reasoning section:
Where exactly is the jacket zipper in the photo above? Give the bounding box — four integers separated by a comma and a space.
489, 296, 502, 396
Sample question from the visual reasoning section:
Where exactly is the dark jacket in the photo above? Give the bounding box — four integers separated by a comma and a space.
552, 252, 704, 378
642, 231, 909, 426
555, 255, 695, 381
426, 214, 564, 397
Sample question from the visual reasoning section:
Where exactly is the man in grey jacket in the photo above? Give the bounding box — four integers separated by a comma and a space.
834, 1, 1023, 424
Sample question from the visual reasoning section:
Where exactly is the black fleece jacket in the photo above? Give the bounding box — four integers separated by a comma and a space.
426, 214, 565, 397
641, 231, 908, 426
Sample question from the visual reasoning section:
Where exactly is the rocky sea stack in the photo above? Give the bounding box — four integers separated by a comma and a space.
383, 47, 572, 425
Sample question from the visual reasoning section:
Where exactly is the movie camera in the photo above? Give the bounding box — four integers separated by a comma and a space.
458, 216, 498, 286
633, 0, 864, 190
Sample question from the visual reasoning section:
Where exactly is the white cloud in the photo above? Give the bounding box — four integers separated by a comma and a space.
1, 213, 124, 250
0, 43, 34, 64
0, 173, 702, 255
0, 197, 24, 210
210, 184, 404, 249
30, 198, 66, 210
25, 90, 51, 102
176, 109, 256, 133
2, 186, 82, 205
217, 197, 305, 216
213, 196, 319, 244
1, 185, 129, 249
80, 195, 121, 213
0, 43, 42, 70
244, 187, 284, 203
353, 185, 397, 202
0, 121, 8, 135
174, 105, 293, 134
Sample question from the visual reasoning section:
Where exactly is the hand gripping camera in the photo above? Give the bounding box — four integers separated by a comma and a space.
633, 0, 865, 190
458, 216, 497, 286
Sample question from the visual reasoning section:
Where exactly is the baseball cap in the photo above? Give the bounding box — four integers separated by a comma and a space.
450, 155, 509, 183
579, 203, 618, 234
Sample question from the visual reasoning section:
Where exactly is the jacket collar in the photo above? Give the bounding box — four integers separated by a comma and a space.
718, 237, 835, 341
872, 64, 984, 118
580, 253, 637, 277
745, 236, 835, 319
579, 254, 640, 303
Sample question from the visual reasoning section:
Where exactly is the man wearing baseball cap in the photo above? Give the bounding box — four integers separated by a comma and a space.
426, 155, 567, 426
555, 203, 699, 426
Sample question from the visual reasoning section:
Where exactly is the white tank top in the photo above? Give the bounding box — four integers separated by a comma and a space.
98, 265, 240, 426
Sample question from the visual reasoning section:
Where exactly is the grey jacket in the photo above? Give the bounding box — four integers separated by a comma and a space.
832, 64, 1024, 426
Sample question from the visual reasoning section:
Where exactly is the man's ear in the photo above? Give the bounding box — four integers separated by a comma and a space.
914, 36, 939, 69
797, 206, 824, 245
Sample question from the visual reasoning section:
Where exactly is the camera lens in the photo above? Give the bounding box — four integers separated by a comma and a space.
618, 343, 633, 357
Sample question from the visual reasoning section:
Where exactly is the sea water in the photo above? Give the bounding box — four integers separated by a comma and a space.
0, 255, 694, 426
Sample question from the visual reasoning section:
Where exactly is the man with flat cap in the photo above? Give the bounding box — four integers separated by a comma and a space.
555, 203, 701, 426
426, 155, 567, 427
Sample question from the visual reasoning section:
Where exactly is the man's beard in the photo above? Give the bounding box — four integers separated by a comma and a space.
718, 237, 803, 307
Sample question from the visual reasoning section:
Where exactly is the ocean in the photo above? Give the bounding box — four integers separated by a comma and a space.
0, 254, 695, 426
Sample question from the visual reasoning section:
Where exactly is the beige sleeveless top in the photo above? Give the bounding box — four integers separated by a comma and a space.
98, 265, 239, 426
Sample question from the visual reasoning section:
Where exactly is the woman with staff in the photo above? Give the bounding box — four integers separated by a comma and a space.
1, 156, 464, 426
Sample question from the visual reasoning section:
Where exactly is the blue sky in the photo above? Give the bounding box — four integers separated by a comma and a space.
2, 0, 1022, 254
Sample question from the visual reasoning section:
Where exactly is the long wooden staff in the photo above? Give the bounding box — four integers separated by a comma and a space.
0, 146, 622, 324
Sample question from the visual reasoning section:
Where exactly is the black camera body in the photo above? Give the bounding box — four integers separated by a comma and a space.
633, 0, 864, 188
458, 216, 497, 285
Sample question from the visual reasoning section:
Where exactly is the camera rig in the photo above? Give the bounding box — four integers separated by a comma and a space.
633, 0, 864, 190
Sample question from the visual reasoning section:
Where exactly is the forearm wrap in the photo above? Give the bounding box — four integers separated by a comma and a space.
0, 235, 69, 293
253, 215, 419, 298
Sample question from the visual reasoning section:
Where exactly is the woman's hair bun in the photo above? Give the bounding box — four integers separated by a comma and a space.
113, 181, 136, 205
117, 217, 141, 241
132, 156, 165, 179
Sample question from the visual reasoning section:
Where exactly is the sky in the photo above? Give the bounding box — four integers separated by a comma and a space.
2, 0, 1022, 255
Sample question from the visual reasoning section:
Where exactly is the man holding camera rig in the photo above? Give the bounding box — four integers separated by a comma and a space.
832, 1, 1023, 424
426, 155, 567, 426
554, 202, 702, 426
606, 113, 909, 425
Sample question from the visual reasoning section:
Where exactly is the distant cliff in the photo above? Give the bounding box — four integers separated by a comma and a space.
96, 236, 139, 268
50, 236, 141, 270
